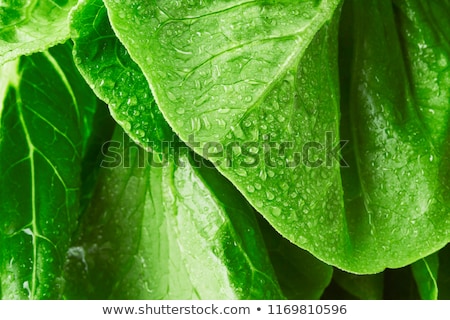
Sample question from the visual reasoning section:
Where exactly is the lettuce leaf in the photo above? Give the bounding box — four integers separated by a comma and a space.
63, 127, 284, 299
0, 0, 78, 64
103, 0, 450, 273
0, 42, 98, 299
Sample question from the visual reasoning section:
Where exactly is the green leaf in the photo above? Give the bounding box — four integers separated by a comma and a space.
0, 42, 98, 299
411, 254, 439, 300
340, 0, 450, 272
0, 0, 78, 65
333, 270, 384, 300
103, 0, 450, 273
64, 127, 284, 299
257, 215, 332, 299
103, 0, 352, 269
78, 98, 116, 215
393, 0, 450, 147
70, 0, 172, 152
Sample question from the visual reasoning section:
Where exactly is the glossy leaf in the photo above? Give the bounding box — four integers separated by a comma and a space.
78, 99, 116, 215
70, 0, 172, 152
0, 0, 78, 65
64, 127, 283, 299
103, 0, 353, 269
411, 254, 439, 300
1, 0, 449, 301
342, 0, 450, 271
0, 43, 98, 299
103, 0, 450, 273
393, 0, 450, 147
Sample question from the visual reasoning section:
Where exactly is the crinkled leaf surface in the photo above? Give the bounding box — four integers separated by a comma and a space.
393, 0, 450, 147
103, 0, 352, 270
70, 0, 172, 152
104, 0, 450, 273
0, 0, 78, 65
64, 127, 283, 299
0, 43, 97, 299
341, 0, 450, 271
411, 254, 439, 300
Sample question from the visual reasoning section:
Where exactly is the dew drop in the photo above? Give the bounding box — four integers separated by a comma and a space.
135, 129, 145, 138
243, 156, 255, 165
122, 121, 131, 131
167, 91, 177, 101
216, 119, 226, 128
202, 116, 212, 129
243, 120, 252, 127
127, 96, 138, 106
190, 117, 202, 131
259, 170, 267, 181
212, 245, 222, 257
280, 182, 289, 191
297, 235, 308, 245
231, 125, 245, 138
266, 191, 275, 201
218, 108, 230, 114
272, 207, 282, 217
23, 281, 31, 298
249, 146, 258, 153
235, 168, 247, 177
277, 115, 286, 122
247, 185, 255, 193
320, 170, 329, 179
23, 228, 33, 237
